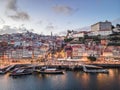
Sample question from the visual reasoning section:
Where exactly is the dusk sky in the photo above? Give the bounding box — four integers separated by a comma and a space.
0, 0, 120, 35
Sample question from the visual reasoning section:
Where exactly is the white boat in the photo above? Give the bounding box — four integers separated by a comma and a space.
36, 67, 64, 74
0, 70, 5, 74
82, 65, 109, 73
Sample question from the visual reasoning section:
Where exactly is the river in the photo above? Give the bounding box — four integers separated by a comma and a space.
0, 69, 120, 90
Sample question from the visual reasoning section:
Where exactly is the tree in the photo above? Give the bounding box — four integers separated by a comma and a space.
111, 25, 115, 29
116, 24, 120, 31
64, 38, 73, 42
79, 37, 85, 43
87, 55, 97, 62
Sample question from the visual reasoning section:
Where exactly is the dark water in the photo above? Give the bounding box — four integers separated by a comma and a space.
0, 69, 120, 90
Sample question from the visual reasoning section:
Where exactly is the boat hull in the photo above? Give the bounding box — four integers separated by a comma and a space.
82, 65, 109, 73
0, 71, 5, 74
9, 72, 32, 76
38, 71, 64, 74
84, 70, 109, 73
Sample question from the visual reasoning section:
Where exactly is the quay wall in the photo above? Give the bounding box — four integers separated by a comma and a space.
14, 64, 120, 71
88, 64, 120, 68
33, 64, 120, 71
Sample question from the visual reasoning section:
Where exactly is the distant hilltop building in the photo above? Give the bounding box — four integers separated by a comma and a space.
66, 20, 114, 38
91, 20, 112, 31
90, 20, 112, 36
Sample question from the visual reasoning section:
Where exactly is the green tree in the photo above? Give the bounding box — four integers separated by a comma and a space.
87, 55, 97, 62
79, 37, 85, 43
64, 38, 73, 42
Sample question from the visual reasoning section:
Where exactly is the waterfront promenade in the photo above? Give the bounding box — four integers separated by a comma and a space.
1, 59, 120, 69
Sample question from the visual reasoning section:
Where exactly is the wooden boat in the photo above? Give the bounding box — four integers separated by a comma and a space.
36, 67, 64, 74
9, 69, 32, 76
0, 65, 15, 74
0, 70, 5, 74
82, 65, 109, 73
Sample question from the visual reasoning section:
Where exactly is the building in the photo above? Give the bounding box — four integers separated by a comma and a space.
71, 44, 85, 59
90, 30, 112, 36
91, 20, 112, 31
72, 32, 85, 38
64, 45, 72, 58
101, 39, 108, 45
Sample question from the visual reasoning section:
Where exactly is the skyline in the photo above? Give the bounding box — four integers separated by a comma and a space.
0, 0, 120, 35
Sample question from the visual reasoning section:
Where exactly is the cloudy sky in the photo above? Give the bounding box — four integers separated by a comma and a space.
0, 0, 120, 35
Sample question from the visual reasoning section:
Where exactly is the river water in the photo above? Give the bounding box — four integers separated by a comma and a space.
0, 69, 120, 90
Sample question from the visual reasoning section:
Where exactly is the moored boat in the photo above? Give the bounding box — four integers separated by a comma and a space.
0, 65, 15, 74
9, 68, 32, 76
82, 65, 109, 73
36, 67, 64, 74
0, 70, 5, 74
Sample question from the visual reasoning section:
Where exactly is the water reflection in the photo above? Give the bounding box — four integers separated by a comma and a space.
80, 72, 90, 86
0, 69, 120, 90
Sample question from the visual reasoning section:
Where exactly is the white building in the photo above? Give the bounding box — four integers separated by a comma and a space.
14, 41, 22, 46
72, 32, 85, 38
89, 30, 112, 36
91, 21, 112, 31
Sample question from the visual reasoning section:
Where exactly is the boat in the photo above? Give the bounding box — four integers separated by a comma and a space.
0, 65, 15, 74
36, 67, 64, 74
82, 65, 109, 73
9, 68, 32, 76
0, 70, 5, 74
5, 65, 15, 72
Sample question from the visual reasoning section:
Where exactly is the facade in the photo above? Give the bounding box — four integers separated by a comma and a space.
71, 44, 85, 59
90, 30, 112, 36
101, 39, 108, 45
72, 32, 84, 38
71, 45, 82, 59
64, 45, 72, 58
91, 21, 112, 31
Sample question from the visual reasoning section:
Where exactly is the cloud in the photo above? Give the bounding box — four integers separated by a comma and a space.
0, 25, 32, 35
0, 25, 20, 34
58, 31, 67, 36
76, 26, 91, 31
45, 23, 56, 30
4, 0, 30, 21
0, 17, 5, 24
8, 11, 30, 20
46, 25, 54, 30
52, 5, 78, 15
6, 0, 17, 11
36, 20, 43, 25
